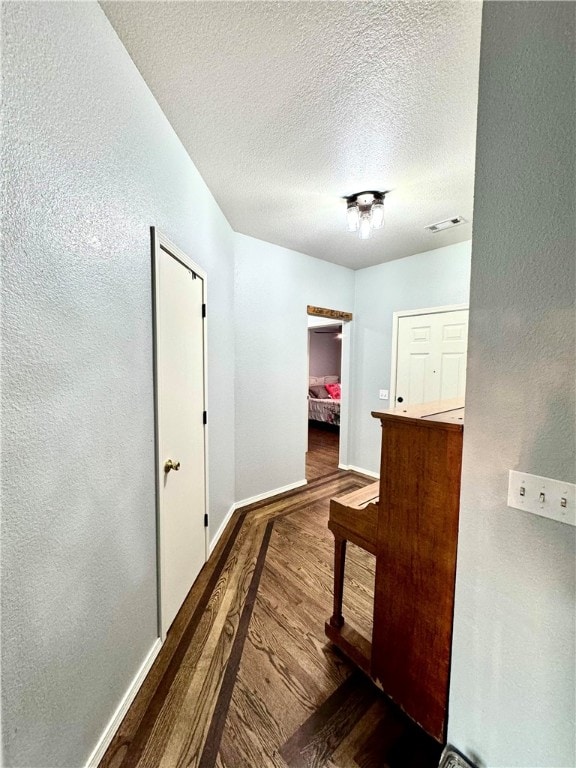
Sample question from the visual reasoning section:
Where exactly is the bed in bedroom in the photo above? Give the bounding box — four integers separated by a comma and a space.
308, 376, 341, 427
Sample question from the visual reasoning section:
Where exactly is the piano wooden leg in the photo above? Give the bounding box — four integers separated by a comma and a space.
329, 536, 347, 629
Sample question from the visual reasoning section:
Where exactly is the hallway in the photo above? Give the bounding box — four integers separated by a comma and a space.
100, 469, 441, 768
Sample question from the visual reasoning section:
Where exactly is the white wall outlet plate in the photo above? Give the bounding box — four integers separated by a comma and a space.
379, 389, 389, 400
508, 470, 575, 526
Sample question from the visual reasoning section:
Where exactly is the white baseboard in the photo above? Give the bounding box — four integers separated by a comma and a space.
208, 502, 237, 556
338, 463, 380, 480
85, 638, 162, 768
235, 479, 308, 511
207, 479, 308, 556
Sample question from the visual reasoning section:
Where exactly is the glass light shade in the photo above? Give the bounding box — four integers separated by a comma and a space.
371, 200, 385, 229
346, 203, 359, 232
359, 213, 372, 240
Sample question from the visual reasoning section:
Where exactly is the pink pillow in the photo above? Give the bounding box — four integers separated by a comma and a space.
325, 382, 341, 400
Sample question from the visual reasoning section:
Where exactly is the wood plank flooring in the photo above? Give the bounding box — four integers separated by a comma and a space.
100, 458, 441, 768
306, 426, 340, 481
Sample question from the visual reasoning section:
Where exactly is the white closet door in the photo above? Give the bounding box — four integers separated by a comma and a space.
156, 246, 206, 637
395, 309, 468, 406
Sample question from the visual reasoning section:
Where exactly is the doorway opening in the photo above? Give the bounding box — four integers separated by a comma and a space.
306, 322, 343, 481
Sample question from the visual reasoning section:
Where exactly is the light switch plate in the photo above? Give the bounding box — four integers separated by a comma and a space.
379, 389, 389, 400
508, 470, 575, 526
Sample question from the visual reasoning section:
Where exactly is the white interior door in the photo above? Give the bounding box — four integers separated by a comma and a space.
154, 235, 207, 637
395, 309, 468, 406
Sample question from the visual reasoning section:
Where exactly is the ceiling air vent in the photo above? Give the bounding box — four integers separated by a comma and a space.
425, 216, 465, 233
439, 746, 478, 768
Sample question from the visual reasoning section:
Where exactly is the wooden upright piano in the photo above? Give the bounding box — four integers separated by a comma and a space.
325, 399, 464, 742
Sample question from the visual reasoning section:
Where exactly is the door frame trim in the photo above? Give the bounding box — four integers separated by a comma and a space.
151, 227, 209, 639
389, 303, 469, 407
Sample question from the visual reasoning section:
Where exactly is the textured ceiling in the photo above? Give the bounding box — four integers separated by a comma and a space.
102, 1, 482, 269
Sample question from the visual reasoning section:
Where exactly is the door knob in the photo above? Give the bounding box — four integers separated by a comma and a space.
397, 396, 404, 403
164, 459, 181, 473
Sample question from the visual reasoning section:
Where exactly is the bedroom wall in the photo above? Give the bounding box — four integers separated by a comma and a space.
234, 233, 354, 502
348, 241, 472, 475
1, 3, 235, 766
308, 327, 342, 379
448, 4, 575, 766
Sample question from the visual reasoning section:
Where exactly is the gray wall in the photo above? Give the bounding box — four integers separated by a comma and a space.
234, 233, 354, 502
1, 3, 235, 765
448, 4, 576, 767
308, 329, 342, 379
349, 242, 471, 474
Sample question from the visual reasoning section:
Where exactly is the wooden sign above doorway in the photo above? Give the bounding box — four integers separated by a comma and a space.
307, 305, 353, 322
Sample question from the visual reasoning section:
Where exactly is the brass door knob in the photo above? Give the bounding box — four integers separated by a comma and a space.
164, 459, 181, 473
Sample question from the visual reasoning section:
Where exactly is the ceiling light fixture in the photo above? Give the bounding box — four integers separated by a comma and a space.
345, 191, 387, 240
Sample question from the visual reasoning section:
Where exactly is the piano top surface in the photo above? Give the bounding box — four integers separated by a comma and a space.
371, 398, 465, 428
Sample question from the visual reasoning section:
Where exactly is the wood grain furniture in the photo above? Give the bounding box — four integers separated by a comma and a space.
325, 399, 464, 742
326, 483, 379, 673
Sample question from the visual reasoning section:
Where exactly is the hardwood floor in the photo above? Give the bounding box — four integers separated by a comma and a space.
306, 425, 340, 481
100, 463, 442, 768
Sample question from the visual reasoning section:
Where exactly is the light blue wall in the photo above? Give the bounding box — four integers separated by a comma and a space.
234, 233, 354, 501
348, 242, 471, 474
1, 3, 235, 765
233, 238, 472, 494
449, 4, 575, 766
